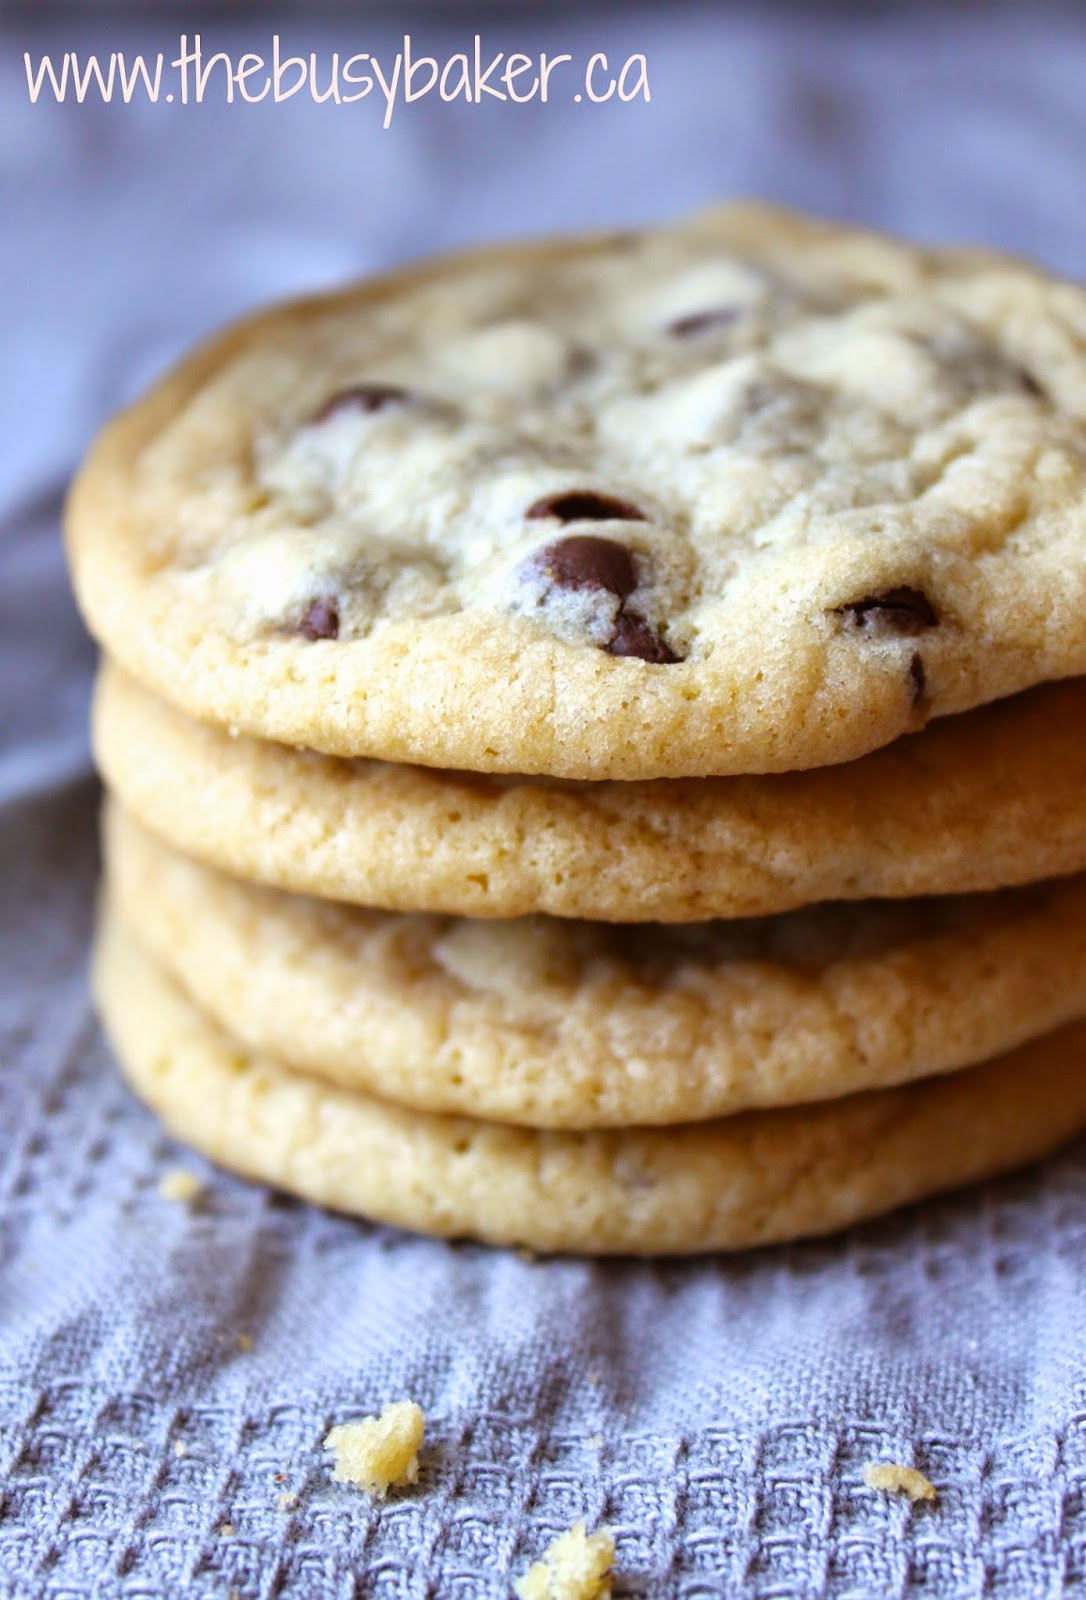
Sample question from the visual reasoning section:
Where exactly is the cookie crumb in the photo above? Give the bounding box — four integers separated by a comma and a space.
514, 1521, 614, 1600
324, 1400, 424, 1497
236, 1333, 254, 1352
863, 1462, 937, 1503
173, 1440, 186, 1458
219, 1522, 235, 1537
157, 1168, 203, 1204
276, 1491, 298, 1511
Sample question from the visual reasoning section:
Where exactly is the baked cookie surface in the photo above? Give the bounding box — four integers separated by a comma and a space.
68, 206, 1086, 779
97, 664, 1086, 923
107, 803, 1086, 1129
94, 912, 1086, 1255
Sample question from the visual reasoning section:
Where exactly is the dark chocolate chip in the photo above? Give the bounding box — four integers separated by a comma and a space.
526, 491, 647, 524
298, 597, 340, 640
607, 610, 680, 664
537, 535, 639, 599
909, 652, 926, 706
525, 527, 680, 664
667, 307, 741, 339
312, 384, 409, 422
836, 585, 938, 637
1015, 367, 1046, 399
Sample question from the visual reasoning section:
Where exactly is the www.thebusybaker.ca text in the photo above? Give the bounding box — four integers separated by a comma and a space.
24, 35, 651, 127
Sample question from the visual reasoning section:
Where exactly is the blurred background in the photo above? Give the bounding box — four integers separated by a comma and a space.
3, 0, 1086, 793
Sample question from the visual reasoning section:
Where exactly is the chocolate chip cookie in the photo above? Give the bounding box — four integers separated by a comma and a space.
96, 663, 1086, 923
66, 205, 1086, 779
106, 802, 1086, 1129
94, 910, 1086, 1254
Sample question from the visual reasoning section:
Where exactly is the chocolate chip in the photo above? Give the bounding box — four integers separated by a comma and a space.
312, 384, 409, 422
836, 586, 938, 637
526, 491, 647, 524
1015, 367, 1046, 399
298, 597, 339, 640
922, 332, 1049, 402
524, 530, 681, 665
536, 535, 638, 599
607, 611, 680, 664
909, 652, 926, 706
667, 307, 741, 339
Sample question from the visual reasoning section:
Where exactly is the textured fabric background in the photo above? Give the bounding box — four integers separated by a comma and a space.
5, 7, 1086, 1596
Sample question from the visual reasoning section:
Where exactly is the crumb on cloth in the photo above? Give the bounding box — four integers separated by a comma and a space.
514, 1521, 615, 1600
323, 1400, 424, 1497
157, 1168, 203, 1204
863, 1462, 937, 1503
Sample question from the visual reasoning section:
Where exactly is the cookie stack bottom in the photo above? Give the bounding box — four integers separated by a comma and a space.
95, 912, 1086, 1256
95, 772, 1086, 1253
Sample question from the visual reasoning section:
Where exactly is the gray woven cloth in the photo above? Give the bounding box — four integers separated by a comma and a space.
6, 8, 1086, 1596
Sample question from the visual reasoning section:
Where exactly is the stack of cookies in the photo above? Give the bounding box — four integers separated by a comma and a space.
65, 205, 1086, 1254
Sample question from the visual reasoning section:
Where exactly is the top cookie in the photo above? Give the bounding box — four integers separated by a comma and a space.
66, 204, 1086, 779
